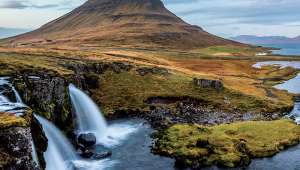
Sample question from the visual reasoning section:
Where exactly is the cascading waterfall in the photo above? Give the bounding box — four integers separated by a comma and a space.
69, 84, 139, 147
0, 77, 26, 116
69, 84, 108, 142
35, 114, 116, 170
34, 114, 78, 170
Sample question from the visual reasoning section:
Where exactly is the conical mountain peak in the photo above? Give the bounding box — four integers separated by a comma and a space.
6, 0, 239, 49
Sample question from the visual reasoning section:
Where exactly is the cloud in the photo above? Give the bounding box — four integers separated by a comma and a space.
0, 0, 59, 9
0, 1, 27, 9
165, 0, 300, 26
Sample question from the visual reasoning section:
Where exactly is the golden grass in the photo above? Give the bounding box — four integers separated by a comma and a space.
0, 113, 28, 129
0, 45, 297, 114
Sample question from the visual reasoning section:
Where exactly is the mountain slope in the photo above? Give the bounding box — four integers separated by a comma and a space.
5, 0, 241, 49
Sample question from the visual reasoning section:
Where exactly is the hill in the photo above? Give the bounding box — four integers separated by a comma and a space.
232, 35, 300, 45
4, 0, 241, 49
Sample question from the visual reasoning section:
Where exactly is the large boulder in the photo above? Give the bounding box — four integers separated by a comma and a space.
193, 78, 224, 92
77, 133, 96, 148
0, 126, 38, 170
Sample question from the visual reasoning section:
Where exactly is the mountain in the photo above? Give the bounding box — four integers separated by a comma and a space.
4, 0, 241, 49
0, 27, 30, 39
231, 35, 300, 45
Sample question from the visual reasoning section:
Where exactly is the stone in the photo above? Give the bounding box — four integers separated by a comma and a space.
193, 78, 223, 92
137, 67, 169, 76
92, 151, 112, 160
0, 127, 38, 170
77, 133, 97, 148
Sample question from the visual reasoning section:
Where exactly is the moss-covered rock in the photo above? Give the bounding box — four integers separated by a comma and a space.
0, 111, 38, 169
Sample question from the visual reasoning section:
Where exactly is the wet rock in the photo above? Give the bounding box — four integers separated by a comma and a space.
79, 149, 94, 158
193, 78, 223, 92
77, 133, 96, 148
0, 127, 38, 170
78, 146, 112, 160
92, 151, 112, 160
14, 75, 73, 130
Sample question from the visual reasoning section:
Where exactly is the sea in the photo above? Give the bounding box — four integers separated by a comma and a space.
258, 43, 300, 56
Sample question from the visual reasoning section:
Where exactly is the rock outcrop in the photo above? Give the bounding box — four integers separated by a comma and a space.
193, 78, 224, 92
0, 126, 38, 170
14, 75, 72, 131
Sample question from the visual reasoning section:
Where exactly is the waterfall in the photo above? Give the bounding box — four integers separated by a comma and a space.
69, 84, 108, 142
289, 102, 300, 124
12, 86, 23, 104
34, 114, 78, 170
31, 141, 40, 168
0, 77, 26, 116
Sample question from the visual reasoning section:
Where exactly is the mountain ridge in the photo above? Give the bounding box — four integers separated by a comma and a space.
232, 35, 300, 45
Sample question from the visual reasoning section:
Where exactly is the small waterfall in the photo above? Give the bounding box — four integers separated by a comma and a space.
289, 102, 300, 124
31, 141, 40, 168
69, 84, 107, 142
11, 86, 23, 104
0, 77, 26, 116
34, 115, 78, 170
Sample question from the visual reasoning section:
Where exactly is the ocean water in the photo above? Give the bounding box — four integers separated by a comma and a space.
259, 43, 300, 56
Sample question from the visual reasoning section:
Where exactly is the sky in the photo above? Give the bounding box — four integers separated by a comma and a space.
0, 0, 299, 38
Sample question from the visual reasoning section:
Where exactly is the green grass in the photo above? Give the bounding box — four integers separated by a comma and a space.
154, 119, 300, 168
194, 45, 261, 56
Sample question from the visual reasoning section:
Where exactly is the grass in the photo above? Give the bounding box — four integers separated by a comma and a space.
193, 45, 261, 57
92, 68, 291, 115
154, 119, 300, 168
0, 113, 28, 129
0, 49, 295, 116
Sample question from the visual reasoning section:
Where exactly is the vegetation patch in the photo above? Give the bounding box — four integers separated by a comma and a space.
0, 113, 28, 129
153, 119, 300, 168
92, 69, 282, 115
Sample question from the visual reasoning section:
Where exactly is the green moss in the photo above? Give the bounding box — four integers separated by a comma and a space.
194, 45, 261, 57
154, 119, 300, 168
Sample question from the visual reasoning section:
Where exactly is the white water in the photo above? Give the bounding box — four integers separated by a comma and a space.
31, 141, 40, 168
0, 77, 26, 116
69, 84, 108, 143
35, 114, 117, 170
35, 114, 78, 170
69, 84, 139, 147
288, 102, 300, 125
12, 86, 23, 103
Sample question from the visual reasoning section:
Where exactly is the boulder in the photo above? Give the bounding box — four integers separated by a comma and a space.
77, 133, 96, 148
193, 78, 223, 92
137, 67, 169, 76
92, 151, 112, 160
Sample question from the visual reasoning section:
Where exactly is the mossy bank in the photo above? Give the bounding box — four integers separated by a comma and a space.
153, 119, 300, 169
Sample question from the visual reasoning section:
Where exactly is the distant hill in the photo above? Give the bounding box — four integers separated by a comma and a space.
4, 0, 242, 49
231, 35, 300, 45
0, 27, 29, 39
